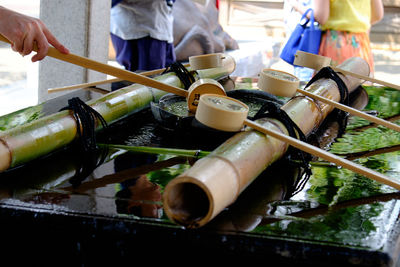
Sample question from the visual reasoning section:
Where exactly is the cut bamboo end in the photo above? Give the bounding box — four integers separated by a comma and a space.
195, 94, 248, 132
294, 51, 331, 70
257, 69, 300, 97
0, 141, 11, 172
189, 53, 223, 70
187, 79, 226, 113
163, 156, 241, 228
163, 178, 213, 228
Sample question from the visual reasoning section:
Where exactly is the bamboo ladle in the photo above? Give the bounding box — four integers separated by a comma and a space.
47, 64, 188, 93
257, 68, 400, 133
294, 50, 400, 90
195, 94, 400, 191
0, 35, 225, 113
47, 52, 224, 93
48, 77, 122, 93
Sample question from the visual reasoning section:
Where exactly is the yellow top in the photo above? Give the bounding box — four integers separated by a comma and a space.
321, 0, 371, 33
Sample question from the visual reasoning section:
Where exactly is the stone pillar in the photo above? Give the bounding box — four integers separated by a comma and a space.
38, 0, 111, 102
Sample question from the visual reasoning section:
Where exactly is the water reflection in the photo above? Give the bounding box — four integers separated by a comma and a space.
115, 175, 162, 218
63, 151, 188, 219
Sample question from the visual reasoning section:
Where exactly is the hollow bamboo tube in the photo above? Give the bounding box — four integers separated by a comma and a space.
163, 57, 375, 228
0, 60, 235, 172
0, 34, 187, 97
47, 63, 190, 93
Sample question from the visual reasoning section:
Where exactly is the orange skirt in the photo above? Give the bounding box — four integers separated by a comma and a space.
319, 30, 374, 74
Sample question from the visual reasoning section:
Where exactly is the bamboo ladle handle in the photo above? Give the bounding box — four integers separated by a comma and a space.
47, 63, 190, 93
243, 119, 400, 190
297, 88, 400, 132
331, 66, 400, 91
48, 78, 122, 93
195, 94, 400, 191
0, 34, 188, 97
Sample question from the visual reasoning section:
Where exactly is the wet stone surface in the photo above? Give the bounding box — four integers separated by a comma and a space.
0, 82, 400, 265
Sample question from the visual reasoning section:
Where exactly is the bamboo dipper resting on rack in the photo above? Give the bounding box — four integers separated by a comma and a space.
162, 57, 399, 228
47, 53, 224, 93
0, 34, 228, 113
256, 68, 400, 133
294, 50, 400, 90
47, 65, 189, 94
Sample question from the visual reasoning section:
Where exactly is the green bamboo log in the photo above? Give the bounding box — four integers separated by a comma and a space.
0, 57, 235, 172
163, 57, 371, 228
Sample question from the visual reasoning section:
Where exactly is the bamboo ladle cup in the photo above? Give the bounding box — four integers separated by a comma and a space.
257, 68, 400, 133
195, 93, 400, 191
0, 35, 225, 113
294, 50, 400, 90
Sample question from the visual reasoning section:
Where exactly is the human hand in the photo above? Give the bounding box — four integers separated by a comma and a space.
0, 6, 69, 62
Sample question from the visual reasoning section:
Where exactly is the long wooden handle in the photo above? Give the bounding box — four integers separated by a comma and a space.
48, 78, 122, 93
244, 119, 400, 190
297, 88, 400, 132
0, 34, 188, 97
47, 63, 191, 93
331, 66, 400, 91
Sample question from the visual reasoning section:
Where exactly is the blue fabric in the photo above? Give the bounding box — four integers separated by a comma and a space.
111, 0, 123, 7
280, 8, 321, 65
112, 0, 175, 7
111, 33, 176, 72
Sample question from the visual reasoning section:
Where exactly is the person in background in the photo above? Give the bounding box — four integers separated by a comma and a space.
283, 0, 315, 83
289, 0, 384, 75
0, 6, 69, 62
110, 0, 176, 72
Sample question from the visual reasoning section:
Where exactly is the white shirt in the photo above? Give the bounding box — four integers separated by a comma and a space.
110, 0, 174, 43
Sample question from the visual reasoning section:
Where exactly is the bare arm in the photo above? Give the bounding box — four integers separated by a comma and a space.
289, 0, 330, 25
313, 0, 330, 25
0, 6, 69, 62
370, 0, 384, 25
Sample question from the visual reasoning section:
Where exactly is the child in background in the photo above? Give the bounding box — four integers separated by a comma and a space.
110, 0, 176, 71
